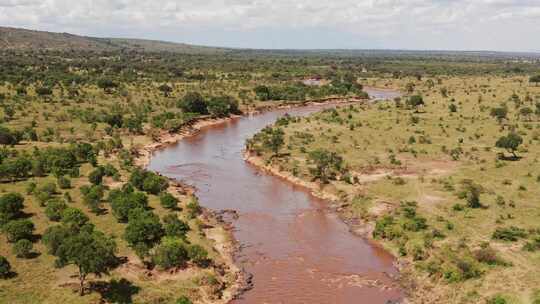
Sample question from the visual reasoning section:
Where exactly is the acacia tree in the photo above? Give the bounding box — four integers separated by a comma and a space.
406, 95, 425, 112
158, 84, 173, 97
496, 132, 523, 159
308, 149, 346, 184
55, 229, 117, 295
262, 127, 284, 156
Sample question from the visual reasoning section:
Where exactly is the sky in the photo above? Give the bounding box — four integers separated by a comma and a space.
1, 0, 540, 52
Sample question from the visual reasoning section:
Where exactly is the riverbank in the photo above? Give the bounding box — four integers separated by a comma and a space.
243, 152, 410, 298
241, 76, 540, 303
136, 92, 396, 303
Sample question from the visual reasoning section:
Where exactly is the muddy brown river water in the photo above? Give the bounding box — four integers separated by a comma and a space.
148, 88, 403, 304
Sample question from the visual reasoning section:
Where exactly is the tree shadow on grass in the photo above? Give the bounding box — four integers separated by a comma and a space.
497, 154, 522, 161
91, 278, 140, 304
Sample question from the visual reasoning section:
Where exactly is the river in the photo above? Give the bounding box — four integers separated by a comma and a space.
148, 88, 403, 304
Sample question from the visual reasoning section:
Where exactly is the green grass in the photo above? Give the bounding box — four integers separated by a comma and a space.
249, 75, 540, 303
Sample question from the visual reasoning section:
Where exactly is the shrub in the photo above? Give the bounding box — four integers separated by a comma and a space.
129, 168, 168, 195
2, 219, 35, 242
163, 214, 190, 238
61, 208, 89, 231
474, 245, 505, 265
124, 209, 164, 259
492, 226, 527, 242
487, 295, 507, 304
45, 199, 68, 222
13, 239, 33, 258
152, 237, 188, 269
160, 193, 178, 210
0, 256, 11, 278
186, 197, 201, 219
0, 192, 25, 222
176, 296, 192, 304
187, 244, 209, 267
109, 188, 149, 222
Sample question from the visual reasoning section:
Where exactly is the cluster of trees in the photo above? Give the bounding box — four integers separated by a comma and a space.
0, 193, 36, 261
42, 208, 117, 295
253, 78, 364, 102
123, 207, 207, 269
0, 143, 96, 182
245, 126, 285, 156
129, 168, 169, 195
177, 93, 240, 118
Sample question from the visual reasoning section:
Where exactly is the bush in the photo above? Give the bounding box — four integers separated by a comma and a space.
492, 226, 527, 242
0, 256, 11, 278
0, 192, 25, 222
176, 296, 193, 304
61, 208, 89, 231
2, 219, 35, 242
124, 209, 164, 259
163, 214, 190, 238
129, 168, 168, 195
186, 197, 201, 219
57, 176, 71, 189
474, 245, 505, 265
152, 237, 188, 269
487, 295, 507, 304
160, 193, 178, 210
109, 188, 148, 222
13, 239, 33, 258
187, 244, 209, 267
178, 92, 208, 114
45, 199, 68, 221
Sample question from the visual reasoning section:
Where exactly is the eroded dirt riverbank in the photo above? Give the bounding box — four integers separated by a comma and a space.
147, 89, 403, 303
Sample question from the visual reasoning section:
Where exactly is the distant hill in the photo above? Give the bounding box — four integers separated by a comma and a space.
1, 26, 539, 61
0, 26, 230, 54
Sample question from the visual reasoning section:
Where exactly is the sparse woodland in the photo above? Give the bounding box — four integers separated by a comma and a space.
0, 45, 539, 304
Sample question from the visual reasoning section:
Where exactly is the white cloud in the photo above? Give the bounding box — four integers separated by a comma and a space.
0, 0, 539, 51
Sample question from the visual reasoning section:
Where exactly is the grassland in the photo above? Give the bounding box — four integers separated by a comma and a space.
246, 75, 540, 303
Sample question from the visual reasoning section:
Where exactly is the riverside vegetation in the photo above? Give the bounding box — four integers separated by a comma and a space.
246, 75, 540, 303
0, 41, 370, 303
1, 27, 540, 303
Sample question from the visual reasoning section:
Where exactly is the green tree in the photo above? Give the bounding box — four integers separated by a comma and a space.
496, 132, 523, 158
308, 149, 346, 184
178, 92, 208, 114
406, 95, 425, 112
13, 239, 33, 258
45, 199, 68, 222
160, 192, 179, 210
109, 189, 148, 222
151, 237, 188, 269
2, 219, 35, 243
163, 214, 190, 238
260, 127, 284, 156
124, 209, 164, 259
61, 208, 90, 232
55, 229, 117, 295
0, 192, 25, 223
97, 79, 118, 94
158, 84, 173, 97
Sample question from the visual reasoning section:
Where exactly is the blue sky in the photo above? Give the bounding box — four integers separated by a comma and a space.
1, 0, 540, 52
